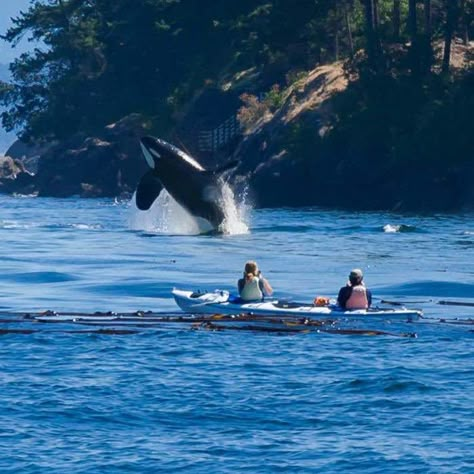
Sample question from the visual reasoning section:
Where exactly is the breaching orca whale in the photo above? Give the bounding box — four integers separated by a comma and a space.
135, 136, 238, 228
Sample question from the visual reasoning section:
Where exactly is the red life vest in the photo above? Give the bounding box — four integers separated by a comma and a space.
345, 284, 369, 309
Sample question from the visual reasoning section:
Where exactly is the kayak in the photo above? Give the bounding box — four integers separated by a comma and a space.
172, 289, 423, 321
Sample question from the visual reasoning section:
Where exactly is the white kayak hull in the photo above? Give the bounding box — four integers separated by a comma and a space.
172, 289, 423, 321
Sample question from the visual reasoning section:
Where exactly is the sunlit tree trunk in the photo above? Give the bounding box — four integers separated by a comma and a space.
344, 1, 354, 58
422, 0, 433, 74
460, 0, 469, 44
374, 0, 380, 29
442, 0, 459, 73
408, 0, 418, 44
333, 0, 340, 60
408, 0, 421, 76
393, 0, 401, 41
424, 0, 432, 38
360, 0, 383, 71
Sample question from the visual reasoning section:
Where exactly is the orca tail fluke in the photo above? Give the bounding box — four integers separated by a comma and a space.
135, 170, 163, 210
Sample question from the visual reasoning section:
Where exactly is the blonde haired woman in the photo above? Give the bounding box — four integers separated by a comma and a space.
237, 261, 273, 301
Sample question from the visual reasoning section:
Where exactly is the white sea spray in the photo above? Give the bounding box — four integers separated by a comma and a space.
217, 182, 249, 235
383, 224, 401, 233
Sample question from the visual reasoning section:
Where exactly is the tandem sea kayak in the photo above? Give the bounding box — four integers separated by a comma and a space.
172, 289, 423, 321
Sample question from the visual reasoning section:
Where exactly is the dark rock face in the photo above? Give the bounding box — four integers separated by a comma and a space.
230, 120, 474, 212
1, 114, 149, 198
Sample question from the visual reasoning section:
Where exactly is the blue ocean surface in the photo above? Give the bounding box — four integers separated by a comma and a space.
0, 195, 473, 473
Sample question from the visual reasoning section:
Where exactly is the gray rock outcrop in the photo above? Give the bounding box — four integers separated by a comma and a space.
0, 114, 149, 198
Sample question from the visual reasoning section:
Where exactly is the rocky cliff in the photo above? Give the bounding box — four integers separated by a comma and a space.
1, 43, 473, 212
1, 114, 149, 198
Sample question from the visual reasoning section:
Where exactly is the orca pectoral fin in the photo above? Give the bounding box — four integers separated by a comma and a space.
135, 170, 163, 210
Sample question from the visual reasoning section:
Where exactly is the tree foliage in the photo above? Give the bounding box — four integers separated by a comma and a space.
0, 0, 472, 142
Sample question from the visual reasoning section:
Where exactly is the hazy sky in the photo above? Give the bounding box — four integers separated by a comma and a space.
0, 0, 34, 63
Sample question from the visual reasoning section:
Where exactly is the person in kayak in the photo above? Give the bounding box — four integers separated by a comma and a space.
337, 268, 372, 309
238, 261, 273, 301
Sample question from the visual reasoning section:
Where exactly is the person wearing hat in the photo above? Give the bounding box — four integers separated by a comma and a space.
337, 268, 372, 309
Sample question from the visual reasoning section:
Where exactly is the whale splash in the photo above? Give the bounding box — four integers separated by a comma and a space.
128, 183, 249, 235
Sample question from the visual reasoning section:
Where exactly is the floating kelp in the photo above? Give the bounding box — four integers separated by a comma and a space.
0, 308, 470, 337
192, 320, 416, 337
0, 328, 139, 335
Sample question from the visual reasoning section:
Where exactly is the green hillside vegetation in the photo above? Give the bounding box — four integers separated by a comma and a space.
0, 0, 473, 209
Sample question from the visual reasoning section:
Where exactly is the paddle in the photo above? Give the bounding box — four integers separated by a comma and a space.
377, 298, 474, 308
378, 298, 432, 306
438, 300, 474, 307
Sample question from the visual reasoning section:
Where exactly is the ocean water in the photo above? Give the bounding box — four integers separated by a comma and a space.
0, 194, 473, 473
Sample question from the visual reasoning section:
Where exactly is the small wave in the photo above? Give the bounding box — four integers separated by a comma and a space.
3, 271, 77, 284
383, 380, 433, 393
348, 378, 370, 388
70, 224, 102, 230
455, 240, 474, 247
0, 220, 41, 230
340, 225, 365, 231
0, 218, 101, 231
4, 222, 103, 231
383, 224, 419, 233
84, 282, 172, 298
256, 225, 314, 233
12, 192, 38, 199
347, 377, 433, 394
379, 280, 474, 298
112, 196, 131, 206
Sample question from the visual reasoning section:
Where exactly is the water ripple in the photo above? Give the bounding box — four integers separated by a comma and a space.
0, 196, 473, 472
